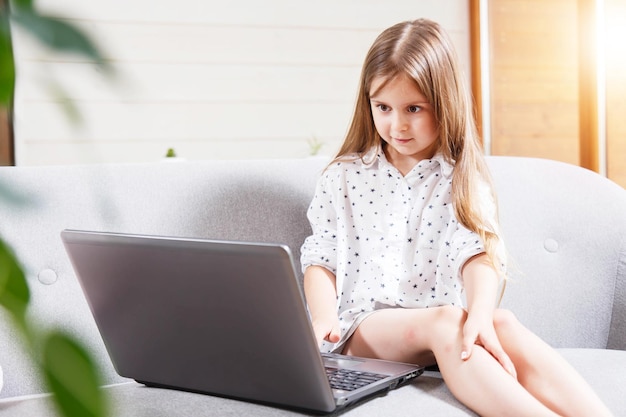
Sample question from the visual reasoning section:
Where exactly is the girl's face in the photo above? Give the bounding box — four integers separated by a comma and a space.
369, 75, 439, 175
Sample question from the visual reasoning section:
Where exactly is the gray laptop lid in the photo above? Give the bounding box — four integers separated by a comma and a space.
61, 230, 422, 413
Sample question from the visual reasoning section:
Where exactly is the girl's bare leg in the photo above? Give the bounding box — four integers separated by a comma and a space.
342, 306, 610, 417
491, 309, 612, 417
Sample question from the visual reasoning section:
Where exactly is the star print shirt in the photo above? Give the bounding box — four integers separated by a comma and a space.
300, 147, 490, 353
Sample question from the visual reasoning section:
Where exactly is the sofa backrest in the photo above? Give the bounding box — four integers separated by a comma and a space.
0, 157, 326, 398
0, 156, 624, 399
488, 157, 626, 352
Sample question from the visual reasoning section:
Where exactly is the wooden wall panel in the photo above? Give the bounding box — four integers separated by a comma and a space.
12, 0, 471, 166
482, 0, 625, 188
488, 0, 580, 165
34, 0, 467, 29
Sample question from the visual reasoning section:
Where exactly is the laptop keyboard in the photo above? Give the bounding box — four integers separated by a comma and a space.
325, 368, 387, 391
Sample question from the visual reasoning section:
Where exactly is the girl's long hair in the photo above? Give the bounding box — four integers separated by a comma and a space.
335, 19, 504, 273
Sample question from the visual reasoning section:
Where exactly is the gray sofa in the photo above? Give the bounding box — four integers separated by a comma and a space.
0, 156, 624, 416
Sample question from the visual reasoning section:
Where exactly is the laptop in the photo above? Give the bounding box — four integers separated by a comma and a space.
61, 229, 423, 413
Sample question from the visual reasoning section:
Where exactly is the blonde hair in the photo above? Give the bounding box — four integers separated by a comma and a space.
334, 19, 504, 272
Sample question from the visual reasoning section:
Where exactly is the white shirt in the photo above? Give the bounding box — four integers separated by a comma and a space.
300, 147, 486, 353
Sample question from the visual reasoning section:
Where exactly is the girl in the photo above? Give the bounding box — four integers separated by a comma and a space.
300, 19, 612, 417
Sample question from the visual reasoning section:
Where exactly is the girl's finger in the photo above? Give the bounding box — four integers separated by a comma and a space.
482, 335, 517, 378
461, 326, 478, 360
327, 323, 341, 343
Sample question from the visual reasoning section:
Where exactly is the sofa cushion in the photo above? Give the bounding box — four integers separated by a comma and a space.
0, 349, 623, 416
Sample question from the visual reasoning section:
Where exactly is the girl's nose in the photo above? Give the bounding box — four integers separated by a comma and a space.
392, 113, 409, 132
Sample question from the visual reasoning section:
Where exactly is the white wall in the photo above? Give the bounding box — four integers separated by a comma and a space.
12, 0, 470, 165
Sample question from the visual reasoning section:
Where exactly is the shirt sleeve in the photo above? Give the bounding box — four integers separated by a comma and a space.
300, 171, 339, 274
450, 221, 485, 281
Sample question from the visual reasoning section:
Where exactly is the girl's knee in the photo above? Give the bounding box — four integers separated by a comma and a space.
430, 305, 467, 341
437, 305, 467, 323
493, 308, 520, 331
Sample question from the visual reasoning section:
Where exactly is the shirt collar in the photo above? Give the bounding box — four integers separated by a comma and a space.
361, 146, 381, 169
361, 145, 454, 179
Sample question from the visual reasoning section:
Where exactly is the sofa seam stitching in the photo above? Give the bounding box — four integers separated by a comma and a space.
607, 233, 626, 350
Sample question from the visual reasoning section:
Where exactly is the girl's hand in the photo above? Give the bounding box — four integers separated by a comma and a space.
311, 315, 341, 348
461, 254, 516, 378
303, 266, 341, 348
461, 312, 517, 379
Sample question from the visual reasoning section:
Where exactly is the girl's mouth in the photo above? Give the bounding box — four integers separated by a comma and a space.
393, 138, 412, 144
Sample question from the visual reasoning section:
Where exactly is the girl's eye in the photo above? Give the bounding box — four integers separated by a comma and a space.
408, 105, 421, 113
376, 104, 390, 112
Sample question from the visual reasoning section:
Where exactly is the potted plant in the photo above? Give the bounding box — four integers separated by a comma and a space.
1, 1, 114, 415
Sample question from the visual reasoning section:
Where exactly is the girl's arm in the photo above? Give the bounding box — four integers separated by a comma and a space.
461, 253, 517, 378
303, 265, 341, 347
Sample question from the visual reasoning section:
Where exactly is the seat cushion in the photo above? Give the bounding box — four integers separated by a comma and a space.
0, 348, 623, 416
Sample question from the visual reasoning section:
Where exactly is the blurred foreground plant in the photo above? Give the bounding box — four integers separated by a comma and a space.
1, 1, 113, 416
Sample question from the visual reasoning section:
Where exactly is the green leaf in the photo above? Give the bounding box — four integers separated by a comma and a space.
43, 331, 109, 417
0, 238, 29, 323
10, 0, 34, 10
11, 10, 112, 74
0, 10, 15, 108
